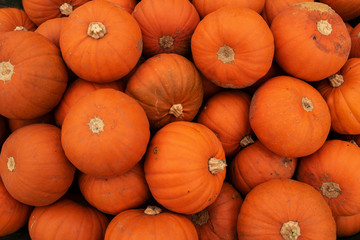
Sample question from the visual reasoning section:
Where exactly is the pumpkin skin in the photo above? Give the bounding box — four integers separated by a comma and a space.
78, 163, 151, 215
61, 88, 150, 178
335, 214, 360, 237
132, 0, 200, 57
191, 182, 243, 240
0, 8, 36, 33
318, 0, 360, 21
60, 0, 143, 83
249, 76, 331, 157
0, 124, 76, 206
271, 2, 351, 81
7, 111, 55, 132
191, 7, 274, 89
22, 0, 89, 26
201, 74, 223, 102
104, 206, 198, 240
230, 140, 297, 196
196, 90, 251, 157
237, 179, 336, 240
97, 0, 136, 13
296, 139, 360, 216
28, 197, 109, 240
0, 179, 32, 237
350, 23, 360, 58
144, 121, 226, 214
0, 31, 68, 120
125, 53, 203, 130
35, 17, 68, 48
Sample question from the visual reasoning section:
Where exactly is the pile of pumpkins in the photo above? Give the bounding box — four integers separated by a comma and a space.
1, 0, 360, 239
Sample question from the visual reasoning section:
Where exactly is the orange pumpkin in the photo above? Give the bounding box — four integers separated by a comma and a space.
35, 17, 68, 48
271, 2, 351, 81
144, 121, 226, 214
7, 112, 55, 132
237, 179, 336, 239
0, 8, 36, 33
318, 0, 360, 21
350, 23, 360, 58
97, 0, 136, 13
335, 214, 360, 237
191, 7, 274, 88
201, 74, 223, 102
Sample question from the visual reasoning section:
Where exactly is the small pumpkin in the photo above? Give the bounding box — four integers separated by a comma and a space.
97, 0, 136, 13
35, 17, 68, 48
350, 23, 360, 58
0, 8, 36, 33
335, 214, 360, 237
7, 111, 55, 132
318, 0, 360, 21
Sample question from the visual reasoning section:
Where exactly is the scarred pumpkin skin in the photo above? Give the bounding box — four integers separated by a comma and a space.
335, 214, 360, 237
0, 8, 36, 33
35, 17, 68, 48
237, 179, 336, 240
318, 0, 360, 21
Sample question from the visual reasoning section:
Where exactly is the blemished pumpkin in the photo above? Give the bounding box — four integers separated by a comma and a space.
104, 206, 198, 240
144, 121, 226, 214
60, 0, 143, 83
350, 23, 360, 58
35, 17, 68, 48
125, 53, 203, 130
0, 8, 36, 33
335, 214, 360, 237
0, 124, 76, 206
271, 2, 351, 81
191, 182, 243, 240
196, 90, 252, 157
0, 31, 68, 120
61, 88, 150, 178
230, 140, 297, 196
237, 179, 336, 240
318, 0, 360, 21
97, 0, 136, 13
249, 76, 331, 157
191, 7, 274, 89
296, 139, 360, 216
132, 0, 200, 57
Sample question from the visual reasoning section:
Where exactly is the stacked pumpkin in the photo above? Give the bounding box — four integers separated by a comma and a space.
0, 0, 360, 239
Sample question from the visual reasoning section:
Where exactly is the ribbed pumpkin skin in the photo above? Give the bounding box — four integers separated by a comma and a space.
7, 112, 55, 132
237, 179, 336, 240
144, 121, 226, 214
35, 17, 68, 48
318, 0, 360, 21
0, 124, 76, 206
60, 0, 143, 83
271, 2, 351, 81
335, 214, 360, 237
96, 0, 136, 13
132, 0, 200, 57
296, 140, 360, 216
28, 198, 109, 240
104, 207, 198, 240
0, 8, 36, 33
0, 31, 68, 120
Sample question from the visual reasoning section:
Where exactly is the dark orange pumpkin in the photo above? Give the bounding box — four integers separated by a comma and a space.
335, 214, 360, 237
35, 17, 68, 48
350, 23, 360, 58
201, 73, 223, 103
7, 111, 55, 132
318, 0, 360, 21
97, 0, 136, 13
0, 8, 36, 33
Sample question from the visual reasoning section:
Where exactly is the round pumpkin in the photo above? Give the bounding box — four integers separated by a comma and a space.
61, 88, 150, 178
0, 124, 76, 206
7, 112, 55, 132
0, 8, 36, 33
144, 121, 226, 214
35, 17, 68, 48
318, 0, 360, 21
237, 179, 336, 239
350, 23, 360, 58
132, 0, 200, 57
191, 7, 274, 88
97, 0, 136, 13
104, 206, 198, 240
0, 31, 68, 120
249, 75, 331, 157
271, 2, 351, 81
125, 53, 203, 130
335, 214, 360, 237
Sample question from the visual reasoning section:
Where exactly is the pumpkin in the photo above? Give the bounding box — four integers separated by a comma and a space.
296, 139, 360, 216
61, 88, 150, 178
125, 53, 203, 130
7, 111, 55, 132
22, 0, 89, 26
350, 23, 360, 58
0, 178, 32, 237
230, 140, 297, 196
0, 124, 76, 206
201, 74, 223, 103
196, 90, 252, 157
237, 179, 336, 239
78, 163, 151, 215
28, 196, 109, 240
345, 22, 354, 34
249, 76, 331, 157
35, 17, 68, 48
191, 182, 243, 240
60, 0, 142, 83
335, 214, 360, 237
104, 205, 198, 240
0, 8, 36, 33
271, 2, 351, 81
191, 7, 274, 89
318, 0, 360, 21
132, 0, 200, 57
0, 31, 68, 120
144, 121, 226, 214
97, 0, 136, 13
317, 58, 360, 134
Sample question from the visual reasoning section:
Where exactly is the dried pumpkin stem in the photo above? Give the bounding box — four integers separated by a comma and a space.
88, 116, 105, 135
328, 74, 344, 88
88, 22, 107, 40
7, 156, 15, 172
240, 135, 254, 147
59, 2, 73, 16
159, 35, 174, 49
320, 181, 341, 199
208, 157, 227, 174
14, 26, 28, 31
144, 206, 162, 215
317, 20, 332, 36
217, 45, 235, 63
191, 209, 209, 226
349, 139, 359, 146
301, 97, 314, 112
280, 221, 301, 240
0, 61, 14, 83
169, 104, 183, 118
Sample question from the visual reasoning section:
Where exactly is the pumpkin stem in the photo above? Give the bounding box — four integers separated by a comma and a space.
191, 209, 210, 226
349, 139, 358, 146
88, 22, 107, 40
13, 26, 28, 31
317, 20, 332, 36
240, 135, 254, 148
7, 156, 15, 172
144, 206, 162, 215
217, 45, 235, 63
320, 181, 341, 199
280, 221, 301, 240
0, 61, 14, 83
59, 2, 73, 16
88, 116, 105, 135
282, 158, 292, 169
328, 74, 344, 88
159, 35, 174, 49
169, 104, 183, 118
301, 97, 314, 112
208, 157, 227, 174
